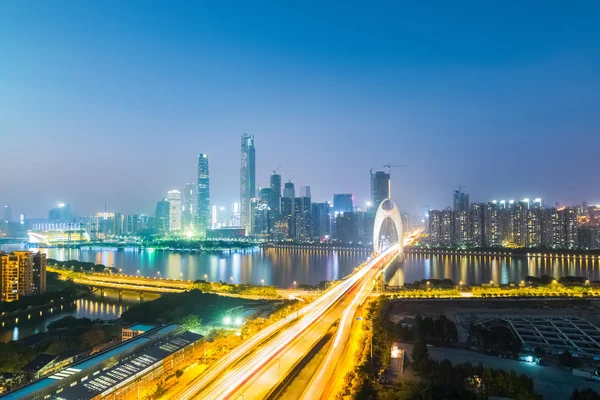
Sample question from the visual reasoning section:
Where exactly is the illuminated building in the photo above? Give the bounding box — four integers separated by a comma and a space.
453, 210, 470, 246
0, 251, 33, 302
250, 197, 270, 237
334, 211, 358, 243
182, 182, 197, 231
240, 133, 256, 232
32, 252, 46, 295
428, 210, 442, 246
126, 214, 148, 235
270, 173, 282, 218
440, 208, 454, 246
483, 202, 501, 247
470, 203, 484, 247
167, 190, 181, 231
333, 194, 353, 213
294, 196, 311, 241
578, 226, 600, 250
28, 228, 90, 244
370, 171, 390, 209
155, 199, 170, 232
311, 202, 331, 239
281, 181, 295, 239
197, 153, 210, 235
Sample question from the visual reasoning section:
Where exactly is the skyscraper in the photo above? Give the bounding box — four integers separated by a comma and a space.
270, 173, 282, 217
333, 194, 353, 213
32, 252, 46, 295
165, 190, 181, 232
240, 133, 256, 232
0, 251, 33, 302
155, 199, 170, 232
370, 171, 390, 208
197, 153, 210, 236
282, 181, 295, 239
182, 183, 197, 231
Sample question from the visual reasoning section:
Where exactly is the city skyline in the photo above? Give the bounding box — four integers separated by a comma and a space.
2, 3, 600, 216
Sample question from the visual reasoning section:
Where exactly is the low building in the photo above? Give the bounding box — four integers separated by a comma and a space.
3, 324, 202, 400
121, 323, 156, 341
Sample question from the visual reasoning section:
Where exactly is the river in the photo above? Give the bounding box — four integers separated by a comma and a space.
3, 247, 598, 342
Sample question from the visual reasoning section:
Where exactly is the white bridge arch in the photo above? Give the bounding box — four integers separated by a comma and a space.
373, 198, 404, 255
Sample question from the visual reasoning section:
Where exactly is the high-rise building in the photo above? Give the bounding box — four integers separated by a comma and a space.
240, 133, 256, 232
0, 251, 33, 302
281, 181, 295, 239
270, 173, 282, 218
299, 186, 311, 198
370, 171, 390, 208
470, 203, 484, 247
483, 202, 501, 247
155, 199, 171, 232
294, 196, 311, 241
182, 182, 197, 231
454, 210, 470, 246
333, 194, 353, 213
311, 202, 331, 239
32, 252, 46, 295
197, 153, 210, 235
453, 190, 470, 212
167, 190, 182, 232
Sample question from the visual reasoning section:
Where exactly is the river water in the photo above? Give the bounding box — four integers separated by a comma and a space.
3, 247, 598, 342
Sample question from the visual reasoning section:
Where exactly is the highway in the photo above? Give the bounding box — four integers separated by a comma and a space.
182, 245, 400, 400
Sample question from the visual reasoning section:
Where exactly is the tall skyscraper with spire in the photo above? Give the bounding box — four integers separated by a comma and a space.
240, 133, 256, 232
197, 153, 210, 236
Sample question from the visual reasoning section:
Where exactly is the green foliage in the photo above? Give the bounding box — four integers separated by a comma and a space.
121, 289, 269, 324
0, 341, 36, 373
468, 324, 522, 354
559, 351, 581, 368
48, 258, 117, 273
396, 314, 458, 344
180, 315, 202, 332
190, 280, 278, 297
45, 316, 117, 352
0, 286, 81, 314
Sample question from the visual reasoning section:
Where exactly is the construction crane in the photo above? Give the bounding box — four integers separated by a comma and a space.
382, 164, 407, 196
454, 184, 467, 192
273, 165, 282, 175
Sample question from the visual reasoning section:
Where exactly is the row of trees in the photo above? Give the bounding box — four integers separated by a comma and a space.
394, 314, 458, 344
190, 280, 278, 297
410, 342, 541, 400
121, 289, 269, 325
48, 258, 118, 273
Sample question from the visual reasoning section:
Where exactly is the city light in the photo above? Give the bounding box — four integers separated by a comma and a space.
223, 316, 232, 325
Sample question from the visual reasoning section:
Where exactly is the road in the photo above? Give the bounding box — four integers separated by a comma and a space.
184, 245, 399, 400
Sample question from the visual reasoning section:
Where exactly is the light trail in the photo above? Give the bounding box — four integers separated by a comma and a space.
188, 245, 400, 400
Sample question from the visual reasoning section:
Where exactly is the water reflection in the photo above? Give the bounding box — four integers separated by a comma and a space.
385, 253, 600, 286
43, 248, 368, 287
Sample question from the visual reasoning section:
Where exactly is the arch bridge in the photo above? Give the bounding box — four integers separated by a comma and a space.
373, 198, 404, 258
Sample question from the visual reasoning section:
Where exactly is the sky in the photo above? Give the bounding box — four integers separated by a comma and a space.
1, 1, 599, 217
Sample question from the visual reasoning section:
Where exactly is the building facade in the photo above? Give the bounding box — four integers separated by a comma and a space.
1, 251, 33, 302
197, 153, 210, 236
167, 190, 182, 232
370, 171, 390, 209
240, 133, 256, 232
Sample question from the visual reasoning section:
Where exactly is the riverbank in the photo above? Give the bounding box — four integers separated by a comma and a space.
406, 247, 600, 258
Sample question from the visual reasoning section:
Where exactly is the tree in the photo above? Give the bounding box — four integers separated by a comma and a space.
180, 315, 202, 332
559, 351, 580, 368
411, 341, 429, 375
571, 388, 600, 400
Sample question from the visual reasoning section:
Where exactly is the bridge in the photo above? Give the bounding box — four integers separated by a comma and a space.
176, 198, 406, 400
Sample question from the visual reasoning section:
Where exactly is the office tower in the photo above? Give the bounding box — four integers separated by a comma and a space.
283, 181, 295, 199
183, 182, 197, 231
470, 203, 484, 247
155, 199, 171, 232
250, 197, 271, 236
240, 133, 256, 231
270, 173, 282, 217
294, 196, 311, 241
370, 171, 390, 208
3, 205, 11, 223
32, 252, 46, 295
333, 194, 353, 213
197, 153, 210, 235
453, 189, 470, 212
311, 202, 331, 239
0, 251, 33, 302
334, 212, 358, 243
440, 208, 454, 246
167, 190, 182, 231
281, 181, 295, 239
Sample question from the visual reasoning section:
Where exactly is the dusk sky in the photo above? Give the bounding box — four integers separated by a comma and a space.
1, 1, 599, 217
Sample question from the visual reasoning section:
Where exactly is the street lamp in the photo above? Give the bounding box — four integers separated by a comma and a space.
293, 281, 297, 290
230, 276, 234, 283
459, 281, 463, 290
204, 274, 208, 281
180, 272, 183, 280
136, 270, 140, 276
261, 279, 265, 286
426, 281, 430, 291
